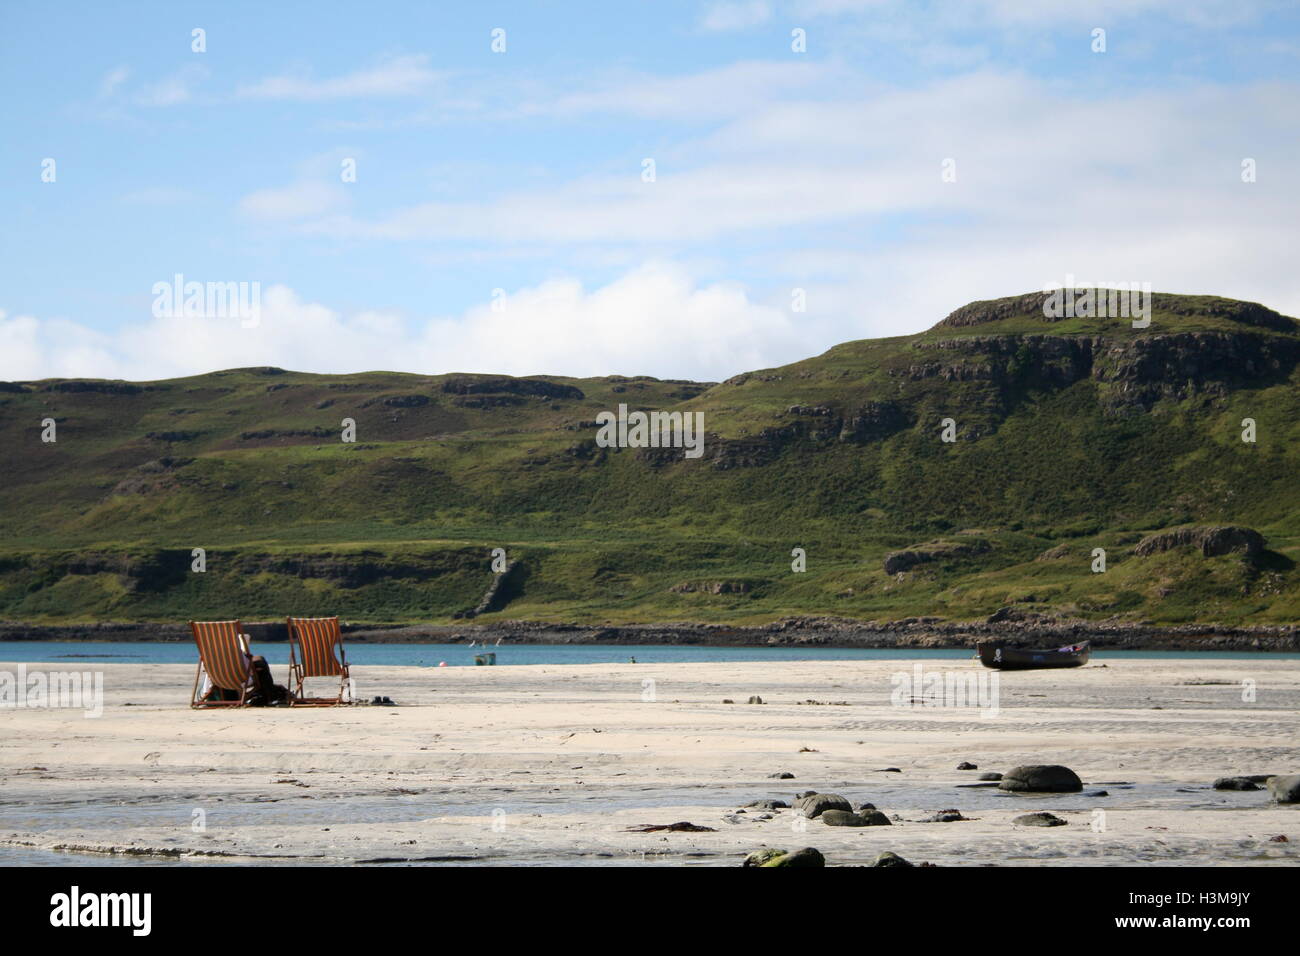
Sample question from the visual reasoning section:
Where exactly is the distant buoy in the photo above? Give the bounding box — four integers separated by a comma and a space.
438, 661, 448, 667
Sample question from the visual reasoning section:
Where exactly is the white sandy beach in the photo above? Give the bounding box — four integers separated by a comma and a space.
1, 656, 1298, 866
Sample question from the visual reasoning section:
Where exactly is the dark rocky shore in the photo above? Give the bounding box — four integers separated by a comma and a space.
2, 615, 1296, 651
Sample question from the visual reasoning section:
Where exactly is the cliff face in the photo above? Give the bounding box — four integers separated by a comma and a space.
1, 291, 1297, 628
910, 329, 1299, 409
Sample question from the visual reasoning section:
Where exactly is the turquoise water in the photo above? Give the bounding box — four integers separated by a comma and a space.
0, 641, 1295, 667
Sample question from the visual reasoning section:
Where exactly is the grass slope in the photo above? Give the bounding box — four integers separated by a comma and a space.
1, 291, 1297, 627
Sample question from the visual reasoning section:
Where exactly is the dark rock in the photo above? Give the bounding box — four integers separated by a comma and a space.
978, 772, 1003, 781
760, 847, 825, 868
1084, 790, 1110, 797
747, 695, 764, 704
793, 793, 853, 818
855, 802, 877, 813
956, 761, 978, 770
742, 848, 786, 867
821, 809, 870, 827
999, 765, 1083, 793
1213, 776, 1261, 791
743, 799, 788, 810
442, 376, 585, 401
768, 772, 795, 779
871, 851, 913, 868
1013, 812, 1068, 827
1268, 775, 1300, 804
857, 810, 892, 826
926, 809, 966, 822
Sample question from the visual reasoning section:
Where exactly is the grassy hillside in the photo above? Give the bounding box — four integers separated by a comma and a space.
2, 291, 1297, 627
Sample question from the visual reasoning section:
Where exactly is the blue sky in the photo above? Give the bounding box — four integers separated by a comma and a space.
2, 0, 1298, 381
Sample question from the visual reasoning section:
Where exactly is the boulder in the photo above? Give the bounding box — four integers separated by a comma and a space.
822, 809, 870, 827
926, 809, 966, 822
768, 771, 794, 779
871, 851, 913, 868
761, 847, 825, 868
999, 765, 1083, 793
857, 809, 892, 826
742, 848, 786, 867
1013, 812, 1068, 827
793, 792, 853, 818
743, 799, 789, 810
1213, 776, 1260, 791
956, 761, 978, 770
978, 772, 1003, 781
1268, 775, 1300, 804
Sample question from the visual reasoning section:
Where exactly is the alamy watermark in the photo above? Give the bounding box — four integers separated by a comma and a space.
1042, 276, 1151, 328
152, 273, 261, 328
595, 404, 705, 459
889, 664, 1000, 718
1, 664, 103, 718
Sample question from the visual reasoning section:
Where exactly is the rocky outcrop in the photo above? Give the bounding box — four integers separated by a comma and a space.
1133, 526, 1265, 559
936, 291, 1295, 333
455, 561, 525, 619
380, 394, 431, 408
884, 538, 990, 575
669, 580, 755, 595
441, 377, 584, 401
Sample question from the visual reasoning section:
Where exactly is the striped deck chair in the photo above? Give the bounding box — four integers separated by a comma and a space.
286, 616, 351, 706
189, 620, 254, 708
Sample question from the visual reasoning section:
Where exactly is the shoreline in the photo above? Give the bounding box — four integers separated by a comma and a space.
1, 616, 1297, 651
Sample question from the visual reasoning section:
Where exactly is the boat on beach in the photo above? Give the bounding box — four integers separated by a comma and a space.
976, 640, 1090, 670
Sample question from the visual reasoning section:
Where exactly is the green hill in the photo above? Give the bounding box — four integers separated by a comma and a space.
2, 291, 1298, 627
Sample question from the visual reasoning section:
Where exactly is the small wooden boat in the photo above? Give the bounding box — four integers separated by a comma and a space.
976, 640, 1090, 670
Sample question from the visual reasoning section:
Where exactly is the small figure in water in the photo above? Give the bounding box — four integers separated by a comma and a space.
629, 656, 637, 664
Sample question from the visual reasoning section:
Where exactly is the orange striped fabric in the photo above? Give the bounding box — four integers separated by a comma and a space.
288, 617, 344, 677
190, 620, 251, 690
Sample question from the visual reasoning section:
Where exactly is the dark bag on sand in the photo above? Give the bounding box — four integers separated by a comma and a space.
246, 655, 289, 706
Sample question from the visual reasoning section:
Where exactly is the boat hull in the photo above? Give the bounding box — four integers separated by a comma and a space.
976, 641, 1090, 670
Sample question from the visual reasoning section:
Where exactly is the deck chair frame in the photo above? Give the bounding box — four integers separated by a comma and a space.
286, 616, 351, 706
189, 620, 254, 708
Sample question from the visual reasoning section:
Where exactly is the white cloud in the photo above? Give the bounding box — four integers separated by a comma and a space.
791, 0, 1269, 26
303, 70, 1300, 256
240, 180, 350, 221
700, 1, 773, 31
134, 65, 208, 106
0, 264, 805, 382
98, 66, 130, 99
532, 60, 834, 121
237, 54, 443, 101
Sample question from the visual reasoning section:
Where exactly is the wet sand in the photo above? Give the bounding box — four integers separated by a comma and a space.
1, 657, 1298, 866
